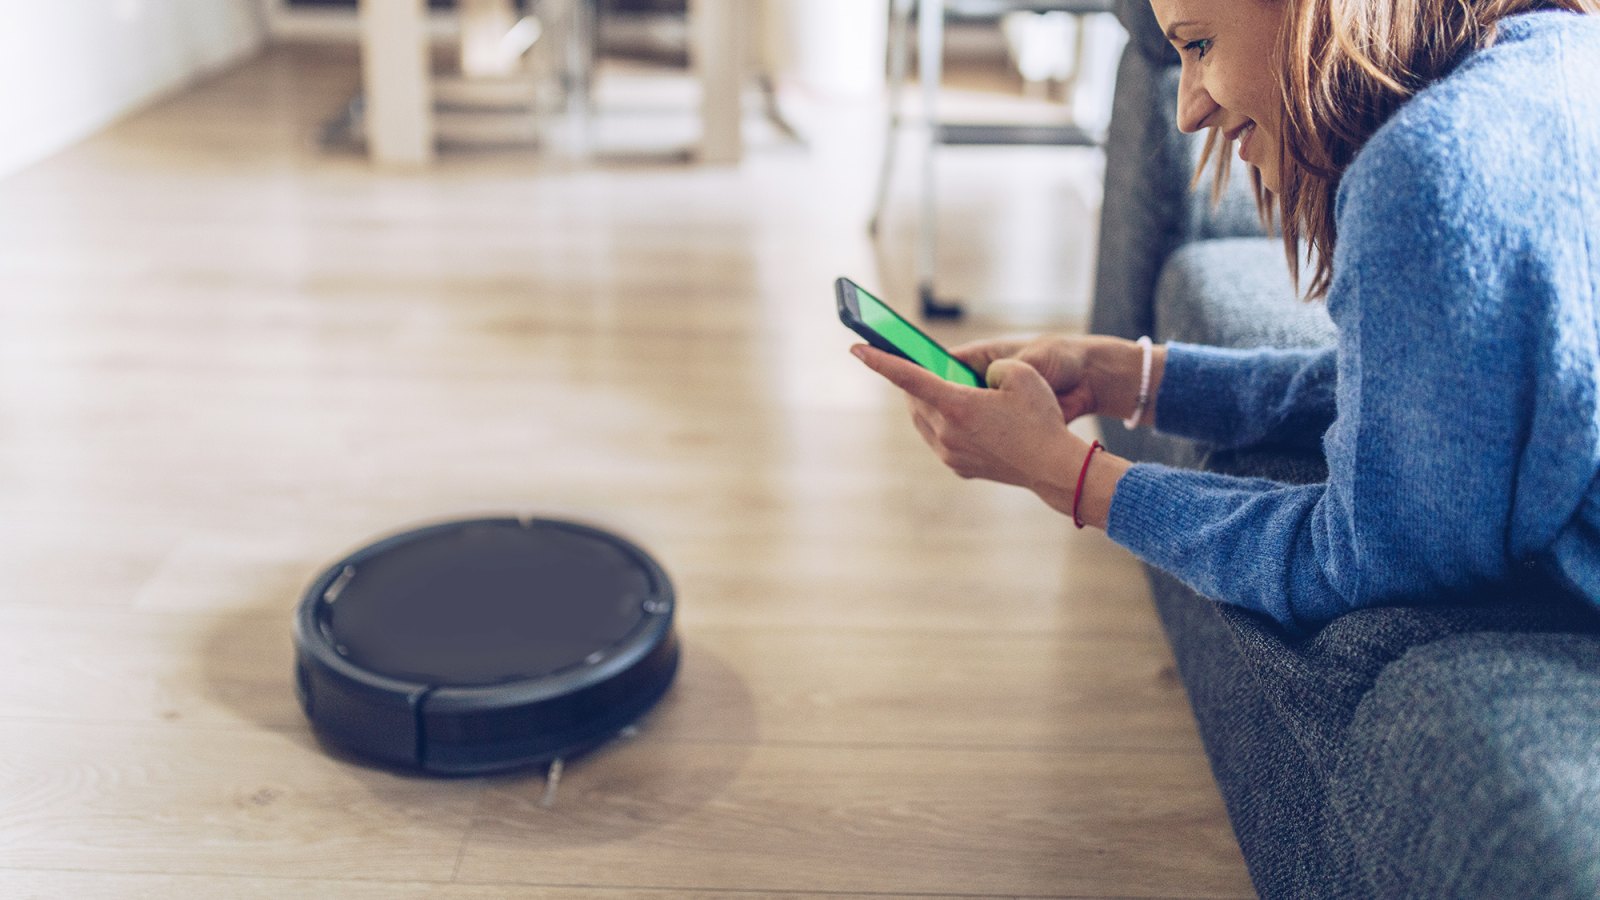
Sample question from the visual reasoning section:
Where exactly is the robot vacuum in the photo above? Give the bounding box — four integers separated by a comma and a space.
293, 516, 679, 775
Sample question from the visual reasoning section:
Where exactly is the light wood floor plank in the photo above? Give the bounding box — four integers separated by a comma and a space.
456, 741, 1249, 897
0, 869, 1214, 900
0, 721, 481, 882
0, 607, 1193, 751
649, 627, 1199, 752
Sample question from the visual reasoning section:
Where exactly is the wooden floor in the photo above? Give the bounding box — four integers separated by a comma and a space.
0, 44, 1252, 899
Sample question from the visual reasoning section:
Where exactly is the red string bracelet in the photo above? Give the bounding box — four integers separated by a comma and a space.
1072, 440, 1104, 530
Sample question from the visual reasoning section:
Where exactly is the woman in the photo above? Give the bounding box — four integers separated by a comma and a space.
853, 0, 1600, 633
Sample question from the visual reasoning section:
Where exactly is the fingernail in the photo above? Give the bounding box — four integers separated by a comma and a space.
851, 346, 866, 361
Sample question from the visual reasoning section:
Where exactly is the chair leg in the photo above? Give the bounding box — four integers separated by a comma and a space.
916, 0, 962, 319
868, 0, 914, 238
919, 282, 962, 319
559, 0, 596, 156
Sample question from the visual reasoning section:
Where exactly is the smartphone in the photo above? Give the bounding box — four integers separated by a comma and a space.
836, 277, 986, 388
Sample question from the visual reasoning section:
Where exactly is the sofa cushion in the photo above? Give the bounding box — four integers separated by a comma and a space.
1154, 238, 1337, 350
1333, 632, 1600, 898
1147, 496, 1600, 897
1218, 584, 1600, 779
1113, 238, 1339, 470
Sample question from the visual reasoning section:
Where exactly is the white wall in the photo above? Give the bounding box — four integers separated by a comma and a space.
0, 0, 269, 180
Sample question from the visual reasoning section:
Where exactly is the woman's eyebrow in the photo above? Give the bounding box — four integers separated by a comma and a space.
1164, 20, 1203, 41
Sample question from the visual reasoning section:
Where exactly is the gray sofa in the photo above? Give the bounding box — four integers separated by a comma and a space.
1089, 2, 1600, 896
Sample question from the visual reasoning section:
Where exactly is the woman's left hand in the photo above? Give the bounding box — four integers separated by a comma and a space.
851, 343, 1085, 492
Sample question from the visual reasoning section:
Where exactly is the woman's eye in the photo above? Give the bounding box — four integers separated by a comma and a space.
1184, 38, 1213, 60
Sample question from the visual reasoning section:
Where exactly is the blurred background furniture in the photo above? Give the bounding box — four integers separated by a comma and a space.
1090, 0, 1600, 895
354, 0, 746, 166
870, 0, 1117, 318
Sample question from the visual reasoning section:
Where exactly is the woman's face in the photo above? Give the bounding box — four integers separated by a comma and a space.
1149, 0, 1288, 193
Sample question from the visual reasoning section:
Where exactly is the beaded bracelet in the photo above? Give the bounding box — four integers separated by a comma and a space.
1123, 335, 1154, 430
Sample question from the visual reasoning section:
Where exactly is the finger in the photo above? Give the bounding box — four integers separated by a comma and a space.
911, 410, 938, 448
852, 344, 973, 407
1014, 340, 1075, 388
949, 337, 1026, 374
1057, 384, 1095, 423
984, 357, 1050, 393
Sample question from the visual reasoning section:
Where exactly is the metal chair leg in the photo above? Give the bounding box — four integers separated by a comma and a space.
868, 0, 914, 238
916, 0, 963, 319
560, 0, 596, 157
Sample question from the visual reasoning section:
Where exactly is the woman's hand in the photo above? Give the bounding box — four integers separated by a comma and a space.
851, 342, 1135, 529
951, 335, 1165, 426
851, 344, 1081, 490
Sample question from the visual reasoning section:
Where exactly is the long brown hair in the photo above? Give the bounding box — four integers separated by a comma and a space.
1196, 0, 1599, 300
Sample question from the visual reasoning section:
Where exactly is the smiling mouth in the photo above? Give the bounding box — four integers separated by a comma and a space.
1226, 121, 1258, 162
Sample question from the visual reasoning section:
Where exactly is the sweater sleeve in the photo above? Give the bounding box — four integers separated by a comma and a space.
1107, 106, 1555, 634
1155, 342, 1337, 450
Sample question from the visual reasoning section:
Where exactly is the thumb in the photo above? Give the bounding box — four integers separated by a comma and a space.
986, 358, 1050, 393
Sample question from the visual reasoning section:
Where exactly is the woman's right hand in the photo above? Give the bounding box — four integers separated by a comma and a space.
950, 334, 1165, 426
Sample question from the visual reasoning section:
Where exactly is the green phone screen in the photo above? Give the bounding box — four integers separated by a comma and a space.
854, 285, 982, 388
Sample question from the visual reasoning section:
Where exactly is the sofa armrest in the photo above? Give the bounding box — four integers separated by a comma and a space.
1334, 632, 1600, 897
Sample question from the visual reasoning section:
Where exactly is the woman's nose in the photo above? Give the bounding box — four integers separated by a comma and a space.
1175, 67, 1218, 134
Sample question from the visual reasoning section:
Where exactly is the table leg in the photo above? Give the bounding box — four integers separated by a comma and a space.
690, 0, 744, 165
358, 0, 435, 168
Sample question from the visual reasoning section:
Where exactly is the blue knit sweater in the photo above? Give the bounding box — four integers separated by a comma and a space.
1105, 11, 1600, 634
